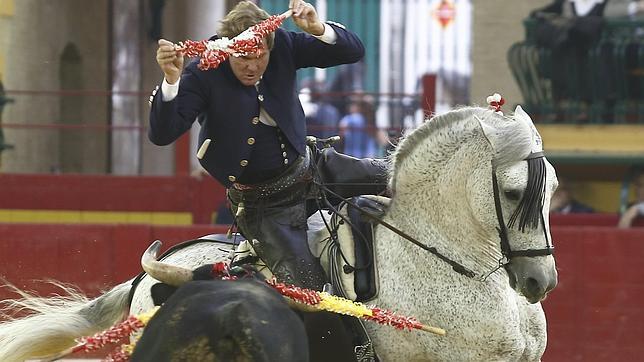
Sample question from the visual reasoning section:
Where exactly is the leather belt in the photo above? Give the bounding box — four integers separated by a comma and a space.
230, 150, 312, 200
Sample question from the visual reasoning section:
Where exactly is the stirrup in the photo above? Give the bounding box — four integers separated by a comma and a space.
355, 341, 377, 362
323, 282, 336, 295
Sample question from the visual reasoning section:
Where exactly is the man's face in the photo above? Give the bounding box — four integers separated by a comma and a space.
229, 41, 270, 86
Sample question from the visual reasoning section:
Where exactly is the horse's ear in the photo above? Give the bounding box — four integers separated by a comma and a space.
514, 105, 543, 153
513, 105, 531, 122
474, 114, 496, 149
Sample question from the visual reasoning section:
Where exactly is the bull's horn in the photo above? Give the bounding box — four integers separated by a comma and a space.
141, 240, 193, 287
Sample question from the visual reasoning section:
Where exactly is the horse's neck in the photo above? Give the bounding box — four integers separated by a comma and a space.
387, 132, 503, 274
382, 202, 498, 273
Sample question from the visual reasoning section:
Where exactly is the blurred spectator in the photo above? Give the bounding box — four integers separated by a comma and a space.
299, 86, 318, 122
531, 0, 608, 122
360, 97, 390, 157
300, 80, 341, 139
312, 96, 341, 139
531, 0, 644, 123
339, 101, 380, 158
618, 171, 644, 228
604, 0, 644, 109
327, 60, 365, 116
533, 0, 607, 18
550, 177, 595, 214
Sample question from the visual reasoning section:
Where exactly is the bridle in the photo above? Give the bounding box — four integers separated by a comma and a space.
485, 151, 554, 283
491, 151, 554, 263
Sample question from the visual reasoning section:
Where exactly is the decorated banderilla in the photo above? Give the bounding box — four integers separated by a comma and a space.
176, 9, 293, 71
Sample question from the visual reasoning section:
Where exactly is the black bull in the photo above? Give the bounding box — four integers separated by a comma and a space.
131, 276, 357, 361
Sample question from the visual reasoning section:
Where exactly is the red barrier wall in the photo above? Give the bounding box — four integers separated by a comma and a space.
543, 226, 644, 361
0, 223, 228, 298
550, 213, 644, 227
0, 174, 226, 224
1, 220, 643, 360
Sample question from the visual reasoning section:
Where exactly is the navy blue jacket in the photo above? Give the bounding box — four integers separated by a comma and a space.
149, 23, 365, 187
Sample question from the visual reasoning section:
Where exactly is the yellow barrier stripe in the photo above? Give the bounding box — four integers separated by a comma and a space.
0, 209, 193, 225
537, 125, 644, 153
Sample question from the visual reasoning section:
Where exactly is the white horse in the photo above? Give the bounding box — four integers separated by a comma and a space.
365, 104, 557, 361
0, 105, 558, 361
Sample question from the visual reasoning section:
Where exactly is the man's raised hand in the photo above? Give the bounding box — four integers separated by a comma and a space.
289, 0, 325, 36
156, 39, 184, 84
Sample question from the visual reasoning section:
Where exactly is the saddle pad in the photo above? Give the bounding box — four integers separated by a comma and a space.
308, 195, 390, 302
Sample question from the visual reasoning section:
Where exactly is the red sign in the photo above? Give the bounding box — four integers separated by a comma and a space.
435, 0, 456, 28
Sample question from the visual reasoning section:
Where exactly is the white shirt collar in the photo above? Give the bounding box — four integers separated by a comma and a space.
570, 0, 605, 16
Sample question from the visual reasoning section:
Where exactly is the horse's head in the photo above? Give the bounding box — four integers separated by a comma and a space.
390, 105, 557, 303
478, 105, 558, 303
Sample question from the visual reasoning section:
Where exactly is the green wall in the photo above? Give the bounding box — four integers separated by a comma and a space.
259, 0, 380, 92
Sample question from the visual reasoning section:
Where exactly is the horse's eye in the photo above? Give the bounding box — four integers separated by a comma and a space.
504, 190, 522, 201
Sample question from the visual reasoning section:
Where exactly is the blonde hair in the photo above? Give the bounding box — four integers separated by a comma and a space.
218, 1, 275, 50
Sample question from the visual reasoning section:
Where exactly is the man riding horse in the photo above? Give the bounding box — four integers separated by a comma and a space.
0, 102, 559, 362
149, 1, 388, 359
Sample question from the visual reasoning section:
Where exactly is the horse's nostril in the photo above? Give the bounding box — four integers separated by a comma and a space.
525, 277, 544, 298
